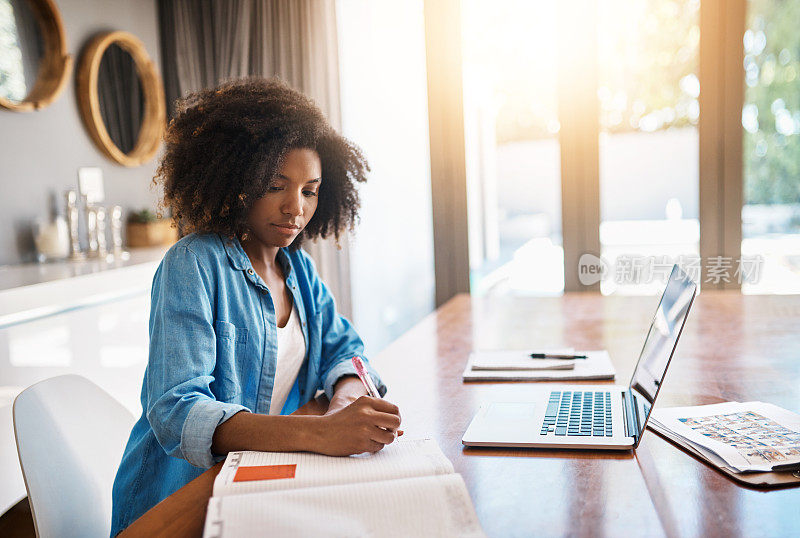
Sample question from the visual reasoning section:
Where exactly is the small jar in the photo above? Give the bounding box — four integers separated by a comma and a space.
33, 216, 70, 262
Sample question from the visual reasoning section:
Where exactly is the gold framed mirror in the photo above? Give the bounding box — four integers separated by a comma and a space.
77, 31, 165, 167
0, 0, 72, 111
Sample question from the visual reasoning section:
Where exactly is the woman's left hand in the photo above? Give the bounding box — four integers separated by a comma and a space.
325, 376, 367, 415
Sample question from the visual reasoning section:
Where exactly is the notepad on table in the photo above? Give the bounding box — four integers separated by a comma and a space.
203, 438, 486, 538
463, 350, 615, 381
469, 348, 577, 371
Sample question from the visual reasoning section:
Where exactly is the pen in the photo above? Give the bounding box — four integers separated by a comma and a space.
351, 356, 380, 398
529, 353, 587, 360
351, 356, 403, 437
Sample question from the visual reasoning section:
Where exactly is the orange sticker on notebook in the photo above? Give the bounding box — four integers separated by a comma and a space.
233, 464, 296, 482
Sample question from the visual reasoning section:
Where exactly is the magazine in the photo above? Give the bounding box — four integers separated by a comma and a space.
649, 401, 800, 473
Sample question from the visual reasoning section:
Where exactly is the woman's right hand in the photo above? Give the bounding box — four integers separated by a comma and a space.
314, 396, 402, 456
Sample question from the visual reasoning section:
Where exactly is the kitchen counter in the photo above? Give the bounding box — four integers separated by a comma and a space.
0, 247, 168, 328
0, 248, 168, 514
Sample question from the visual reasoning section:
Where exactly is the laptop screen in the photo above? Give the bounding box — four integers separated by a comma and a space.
627, 265, 697, 443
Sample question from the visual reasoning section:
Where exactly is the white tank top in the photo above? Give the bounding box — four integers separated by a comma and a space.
269, 303, 306, 415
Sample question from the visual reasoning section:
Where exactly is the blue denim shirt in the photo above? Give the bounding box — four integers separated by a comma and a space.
110, 233, 386, 535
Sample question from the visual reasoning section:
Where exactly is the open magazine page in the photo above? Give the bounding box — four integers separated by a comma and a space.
651, 402, 800, 472
647, 420, 741, 473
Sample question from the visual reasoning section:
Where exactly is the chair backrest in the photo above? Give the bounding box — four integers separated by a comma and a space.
13, 375, 135, 538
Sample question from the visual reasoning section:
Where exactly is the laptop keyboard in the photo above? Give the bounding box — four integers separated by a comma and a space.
540, 391, 613, 437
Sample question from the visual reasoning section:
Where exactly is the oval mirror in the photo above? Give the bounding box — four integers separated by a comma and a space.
97, 43, 144, 155
0, 0, 72, 111
77, 31, 165, 167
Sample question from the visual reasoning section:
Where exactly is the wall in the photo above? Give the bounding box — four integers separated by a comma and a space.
0, 0, 161, 265
336, 0, 436, 355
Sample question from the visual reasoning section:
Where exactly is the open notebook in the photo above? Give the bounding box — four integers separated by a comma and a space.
202, 439, 486, 538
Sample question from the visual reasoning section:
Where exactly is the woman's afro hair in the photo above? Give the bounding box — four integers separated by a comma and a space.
155, 77, 369, 248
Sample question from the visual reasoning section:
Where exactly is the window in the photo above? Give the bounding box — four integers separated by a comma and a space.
338, 0, 435, 352
428, 0, 800, 300
462, 0, 564, 296
741, 0, 800, 293
598, 0, 701, 295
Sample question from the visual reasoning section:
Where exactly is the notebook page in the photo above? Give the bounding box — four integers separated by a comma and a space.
203, 474, 486, 538
213, 438, 454, 497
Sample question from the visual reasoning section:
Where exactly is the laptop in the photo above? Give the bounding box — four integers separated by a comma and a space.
462, 265, 697, 450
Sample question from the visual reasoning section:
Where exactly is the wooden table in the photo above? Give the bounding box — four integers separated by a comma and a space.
121, 291, 800, 537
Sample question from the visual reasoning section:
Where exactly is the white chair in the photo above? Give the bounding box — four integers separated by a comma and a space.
13, 375, 135, 538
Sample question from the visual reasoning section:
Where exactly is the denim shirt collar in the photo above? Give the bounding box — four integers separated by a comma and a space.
222, 235, 249, 271
221, 235, 293, 278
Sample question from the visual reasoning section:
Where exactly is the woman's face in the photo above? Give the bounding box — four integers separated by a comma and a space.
246, 148, 321, 248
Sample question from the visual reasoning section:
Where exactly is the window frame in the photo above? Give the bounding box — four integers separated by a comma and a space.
424, 0, 748, 300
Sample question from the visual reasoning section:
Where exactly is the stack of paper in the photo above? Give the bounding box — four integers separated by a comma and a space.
462, 350, 616, 381
649, 401, 800, 473
203, 439, 486, 538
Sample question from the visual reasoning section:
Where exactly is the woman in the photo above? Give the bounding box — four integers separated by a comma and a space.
111, 79, 401, 535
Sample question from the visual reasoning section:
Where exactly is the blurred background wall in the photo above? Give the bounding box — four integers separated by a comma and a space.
0, 0, 161, 266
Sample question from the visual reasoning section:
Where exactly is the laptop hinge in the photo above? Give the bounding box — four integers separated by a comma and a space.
622, 389, 640, 444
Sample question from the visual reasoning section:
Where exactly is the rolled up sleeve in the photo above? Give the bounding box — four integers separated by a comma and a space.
146, 245, 250, 469
181, 399, 248, 468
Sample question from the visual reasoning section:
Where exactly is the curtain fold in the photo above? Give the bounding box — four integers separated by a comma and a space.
157, 0, 352, 317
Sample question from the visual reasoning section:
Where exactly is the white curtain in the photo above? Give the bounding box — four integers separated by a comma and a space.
158, 0, 352, 317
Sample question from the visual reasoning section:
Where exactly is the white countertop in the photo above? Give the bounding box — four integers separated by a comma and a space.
0, 247, 168, 327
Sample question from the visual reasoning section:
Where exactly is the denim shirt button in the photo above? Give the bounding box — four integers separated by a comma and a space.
247, 268, 254, 275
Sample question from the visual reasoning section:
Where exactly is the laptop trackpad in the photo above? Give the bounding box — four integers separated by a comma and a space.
485, 402, 538, 422
463, 402, 541, 445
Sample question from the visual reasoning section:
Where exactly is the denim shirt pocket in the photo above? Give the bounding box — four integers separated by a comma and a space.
212, 320, 248, 402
